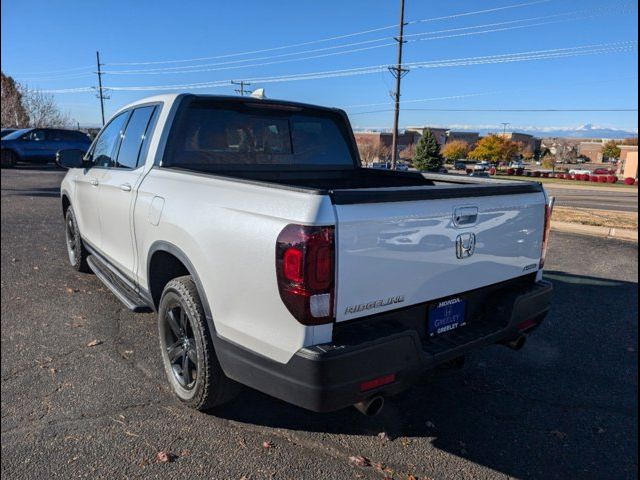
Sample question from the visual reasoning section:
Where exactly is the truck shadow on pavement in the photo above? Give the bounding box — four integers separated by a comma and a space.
212, 270, 638, 479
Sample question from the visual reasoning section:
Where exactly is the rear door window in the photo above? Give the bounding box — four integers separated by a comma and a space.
115, 106, 156, 169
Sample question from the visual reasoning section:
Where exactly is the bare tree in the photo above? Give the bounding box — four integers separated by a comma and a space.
20, 86, 72, 128
1, 71, 29, 127
357, 142, 391, 166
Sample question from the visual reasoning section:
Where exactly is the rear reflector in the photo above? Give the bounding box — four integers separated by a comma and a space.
359, 374, 396, 392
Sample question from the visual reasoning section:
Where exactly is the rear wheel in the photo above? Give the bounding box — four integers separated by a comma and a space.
1, 150, 18, 168
65, 207, 91, 272
158, 276, 240, 410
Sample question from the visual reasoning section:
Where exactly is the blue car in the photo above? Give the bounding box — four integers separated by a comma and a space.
1, 128, 92, 168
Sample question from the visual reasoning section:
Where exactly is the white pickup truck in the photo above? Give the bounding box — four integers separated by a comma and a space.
58, 94, 553, 416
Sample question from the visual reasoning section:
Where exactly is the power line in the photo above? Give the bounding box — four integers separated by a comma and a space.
9, 65, 94, 76
349, 108, 638, 115
42, 41, 637, 93
103, 0, 554, 67
99, 8, 632, 77
231, 80, 252, 96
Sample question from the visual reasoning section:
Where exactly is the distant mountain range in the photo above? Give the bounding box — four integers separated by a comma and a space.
478, 124, 638, 139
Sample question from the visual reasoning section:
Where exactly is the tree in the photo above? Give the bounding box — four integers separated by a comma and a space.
602, 140, 622, 160
21, 87, 72, 128
541, 153, 557, 170
412, 129, 443, 171
1, 71, 29, 127
441, 140, 470, 160
399, 144, 415, 161
468, 134, 519, 163
621, 137, 638, 146
521, 145, 535, 161
357, 142, 390, 166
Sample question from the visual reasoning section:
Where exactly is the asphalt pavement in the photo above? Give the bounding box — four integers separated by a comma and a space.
544, 186, 638, 212
1, 166, 638, 479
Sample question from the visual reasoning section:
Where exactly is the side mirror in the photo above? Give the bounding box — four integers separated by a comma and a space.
56, 149, 86, 169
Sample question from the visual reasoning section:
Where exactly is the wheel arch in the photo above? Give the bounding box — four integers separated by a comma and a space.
61, 189, 72, 216
147, 241, 214, 327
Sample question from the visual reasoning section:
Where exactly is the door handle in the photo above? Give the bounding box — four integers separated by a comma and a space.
90, 179, 99, 187
120, 183, 132, 192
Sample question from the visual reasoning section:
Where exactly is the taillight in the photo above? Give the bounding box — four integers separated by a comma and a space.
276, 224, 335, 325
539, 197, 555, 269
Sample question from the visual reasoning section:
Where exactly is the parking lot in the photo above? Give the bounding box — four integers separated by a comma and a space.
1, 166, 638, 479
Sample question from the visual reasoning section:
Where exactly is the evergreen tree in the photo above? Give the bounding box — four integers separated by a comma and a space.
412, 129, 443, 171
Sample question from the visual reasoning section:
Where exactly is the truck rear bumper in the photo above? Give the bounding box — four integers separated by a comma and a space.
214, 279, 552, 412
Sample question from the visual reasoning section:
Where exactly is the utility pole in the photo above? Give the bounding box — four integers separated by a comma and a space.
96, 51, 106, 126
501, 122, 510, 136
389, 0, 408, 170
232, 80, 252, 96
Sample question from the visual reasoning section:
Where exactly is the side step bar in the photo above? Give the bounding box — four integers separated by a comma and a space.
87, 255, 152, 313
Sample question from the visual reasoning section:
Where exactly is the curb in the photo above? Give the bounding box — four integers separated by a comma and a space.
551, 221, 638, 242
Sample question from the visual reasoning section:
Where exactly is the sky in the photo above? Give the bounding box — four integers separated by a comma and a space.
1, 0, 638, 132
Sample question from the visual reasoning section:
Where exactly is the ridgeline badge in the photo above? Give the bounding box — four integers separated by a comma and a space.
345, 295, 405, 315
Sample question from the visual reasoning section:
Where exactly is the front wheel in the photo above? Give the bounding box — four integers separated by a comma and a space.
158, 276, 240, 410
65, 207, 91, 272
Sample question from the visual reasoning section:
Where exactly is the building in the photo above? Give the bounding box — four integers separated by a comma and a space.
618, 151, 638, 179
619, 145, 638, 162
578, 142, 604, 163
447, 131, 479, 146
405, 127, 448, 146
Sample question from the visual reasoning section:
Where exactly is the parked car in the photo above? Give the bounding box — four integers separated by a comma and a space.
469, 171, 491, 178
58, 93, 553, 415
454, 160, 467, 170
569, 168, 591, 175
474, 161, 490, 171
1, 128, 91, 168
396, 162, 409, 171
371, 161, 391, 170
1, 128, 18, 138
509, 161, 525, 169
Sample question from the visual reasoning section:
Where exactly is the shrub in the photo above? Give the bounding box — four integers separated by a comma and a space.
532, 171, 541, 177
466, 168, 473, 174
606, 175, 617, 183
598, 176, 608, 183
525, 171, 532, 177
590, 176, 599, 182
542, 172, 549, 178
516, 168, 524, 175
507, 168, 515, 175
624, 177, 636, 185
489, 167, 497, 175
583, 174, 591, 181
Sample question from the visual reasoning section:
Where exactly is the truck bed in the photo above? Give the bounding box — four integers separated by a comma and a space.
169, 166, 543, 203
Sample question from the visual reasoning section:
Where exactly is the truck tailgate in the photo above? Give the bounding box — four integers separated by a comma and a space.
333, 190, 546, 322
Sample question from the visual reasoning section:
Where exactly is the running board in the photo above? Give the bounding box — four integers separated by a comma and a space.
87, 255, 152, 313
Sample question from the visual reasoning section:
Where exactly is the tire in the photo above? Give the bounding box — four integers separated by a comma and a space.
64, 207, 91, 273
1, 150, 18, 168
158, 276, 240, 410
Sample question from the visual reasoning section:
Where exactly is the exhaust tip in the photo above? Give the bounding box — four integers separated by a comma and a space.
354, 396, 385, 416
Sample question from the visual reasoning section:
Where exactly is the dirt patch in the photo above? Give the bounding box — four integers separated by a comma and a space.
552, 207, 638, 229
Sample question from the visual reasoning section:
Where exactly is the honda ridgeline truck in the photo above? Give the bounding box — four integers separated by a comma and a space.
58, 94, 553, 415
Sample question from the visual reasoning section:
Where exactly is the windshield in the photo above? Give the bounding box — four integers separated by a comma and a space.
2, 129, 31, 140
163, 99, 356, 171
